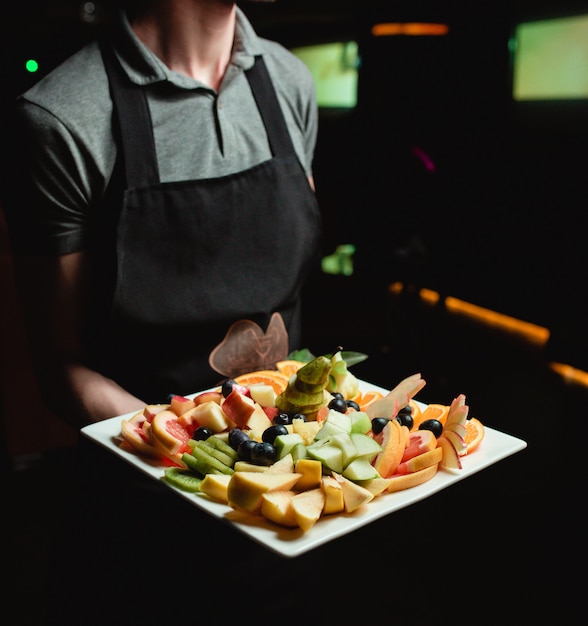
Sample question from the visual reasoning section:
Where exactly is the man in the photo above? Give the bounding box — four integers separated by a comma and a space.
3, 3, 326, 623
3, 0, 322, 428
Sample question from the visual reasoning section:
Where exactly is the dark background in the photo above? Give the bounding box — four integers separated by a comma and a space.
2, 0, 587, 335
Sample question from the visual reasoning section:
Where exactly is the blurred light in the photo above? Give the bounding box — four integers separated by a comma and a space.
390, 283, 588, 385
443, 295, 550, 344
550, 362, 588, 386
321, 244, 355, 276
25, 59, 39, 73
372, 23, 449, 37
81, 1, 96, 23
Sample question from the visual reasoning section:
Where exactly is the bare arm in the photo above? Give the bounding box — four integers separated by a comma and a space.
13, 251, 145, 429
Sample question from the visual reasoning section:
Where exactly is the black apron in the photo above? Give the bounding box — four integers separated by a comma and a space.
87, 42, 322, 403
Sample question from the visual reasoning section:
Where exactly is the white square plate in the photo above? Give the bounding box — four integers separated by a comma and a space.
81, 380, 527, 558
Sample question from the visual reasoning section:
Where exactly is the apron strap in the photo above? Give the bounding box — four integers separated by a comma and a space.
99, 43, 295, 187
99, 39, 160, 188
245, 56, 297, 159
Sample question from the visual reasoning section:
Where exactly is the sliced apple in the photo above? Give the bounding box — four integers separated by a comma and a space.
291, 488, 326, 532
233, 461, 268, 473
199, 473, 232, 504
332, 472, 374, 513
356, 476, 394, 496
120, 417, 160, 459
221, 389, 256, 428
443, 420, 467, 439
261, 490, 298, 528
248, 384, 277, 408
321, 476, 345, 514
170, 395, 196, 417
445, 394, 469, 428
143, 404, 170, 422
365, 373, 426, 419
437, 435, 462, 471
192, 390, 223, 407
244, 404, 274, 440
179, 401, 231, 434
294, 458, 323, 490
266, 453, 295, 474
227, 471, 302, 513
442, 428, 467, 457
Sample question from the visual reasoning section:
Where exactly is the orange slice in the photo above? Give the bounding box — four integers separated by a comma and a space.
412, 403, 449, 430
233, 370, 290, 395
349, 389, 385, 411
275, 359, 306, 377
465, 417, 485, 453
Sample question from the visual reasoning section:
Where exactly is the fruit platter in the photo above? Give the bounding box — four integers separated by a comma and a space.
81, 350, 527, 557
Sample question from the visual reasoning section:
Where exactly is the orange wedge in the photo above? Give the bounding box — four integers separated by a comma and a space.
412, 403, 449, 430
233, 370, 290, 395
349, 389, 385, 411
465, 417, 485, 453
275, 359, 306, 377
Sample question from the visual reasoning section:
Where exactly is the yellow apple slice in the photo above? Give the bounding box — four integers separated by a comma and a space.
291, 488, 326, 532
199, 473, 232, 504
332, 473, 374, 513
294, 458, 323, 491
321, 476, 345, 514
227, 471, 302, 513
261, 490, 298, 528
356, 476, 394, 496
266, 453, 295, 474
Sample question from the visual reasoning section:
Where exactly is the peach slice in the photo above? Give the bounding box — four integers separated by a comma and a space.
385, 463, 439, 492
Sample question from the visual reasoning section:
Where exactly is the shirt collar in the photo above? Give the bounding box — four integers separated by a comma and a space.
111, 7, 261, 89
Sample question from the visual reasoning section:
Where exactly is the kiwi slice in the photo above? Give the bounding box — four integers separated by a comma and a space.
163, 467, 203, 493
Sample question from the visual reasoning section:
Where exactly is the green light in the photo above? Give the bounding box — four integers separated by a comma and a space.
25, 59, 39, 73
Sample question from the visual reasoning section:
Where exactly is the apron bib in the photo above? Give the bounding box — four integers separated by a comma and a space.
89, 42, 323, 402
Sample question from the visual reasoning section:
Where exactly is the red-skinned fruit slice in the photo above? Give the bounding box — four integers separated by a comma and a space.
395, 446, 443, 475
150, 410, 192, 455
400, 429, 437, 463
437, 435, 462, 471
120, 416, 161, 459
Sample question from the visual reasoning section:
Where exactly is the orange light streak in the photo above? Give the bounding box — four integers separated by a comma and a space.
371, 22, 450, 37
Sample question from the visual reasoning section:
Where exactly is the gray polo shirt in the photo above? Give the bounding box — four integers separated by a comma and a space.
7, 8, 318, 255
